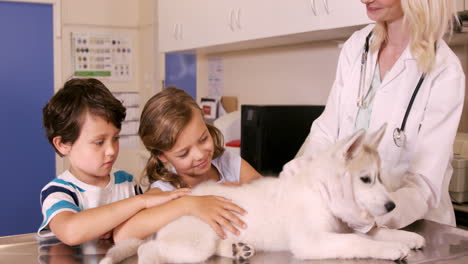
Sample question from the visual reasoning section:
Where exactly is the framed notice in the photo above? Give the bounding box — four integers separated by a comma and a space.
200, 97, 218, 120
71, 32, 133, 81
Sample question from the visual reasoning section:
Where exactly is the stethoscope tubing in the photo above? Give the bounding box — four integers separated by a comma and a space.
400, 75, 425, 131
359, 30, 426, 147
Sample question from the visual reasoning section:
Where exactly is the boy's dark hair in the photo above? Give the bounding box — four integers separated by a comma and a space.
42, 78, 126, 156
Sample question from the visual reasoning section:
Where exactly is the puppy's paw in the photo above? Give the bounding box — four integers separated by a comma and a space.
232, 242, 255, 262
99, 257, 113, 264
407, 233, 425, 250
398, 232, 425, 249
138, 241, 161, 264
383, 242, 411, 261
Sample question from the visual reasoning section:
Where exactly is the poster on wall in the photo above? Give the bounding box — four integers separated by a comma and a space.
71, 32, 133, 81
207, 57, 223, 98
112, 92, 140, 149
164, 53, 196, 99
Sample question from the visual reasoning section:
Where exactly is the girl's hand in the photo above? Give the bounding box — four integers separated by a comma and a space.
183, 195, 247, 239
141, 188, 191, 208
221, 181, 241, 187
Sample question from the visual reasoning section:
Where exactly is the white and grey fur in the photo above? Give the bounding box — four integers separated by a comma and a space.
101, 125, 425, 264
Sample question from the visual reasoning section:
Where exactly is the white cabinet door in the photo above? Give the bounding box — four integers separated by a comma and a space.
321, 0, 371, 30
196, 0, 251, 48
159, 0, 371, 53
159, 0, 246, 52
159, 0, 199, 52
251, 0, 322, 38
266, 0, 370, 35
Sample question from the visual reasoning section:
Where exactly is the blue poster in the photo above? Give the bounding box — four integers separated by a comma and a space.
165, 53, 196, 99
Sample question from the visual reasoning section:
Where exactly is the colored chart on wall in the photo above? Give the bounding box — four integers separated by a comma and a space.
71, 32, 133, 81
165, 53, 196, 99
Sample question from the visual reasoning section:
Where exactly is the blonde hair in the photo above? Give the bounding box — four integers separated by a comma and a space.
139, 87, 225, 188
371, 0, 457, 73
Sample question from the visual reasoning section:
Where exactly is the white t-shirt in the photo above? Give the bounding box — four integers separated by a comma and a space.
150, 150, 241, 191
38, 169, 142, 237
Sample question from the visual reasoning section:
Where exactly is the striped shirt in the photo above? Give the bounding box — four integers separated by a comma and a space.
38, 169, 142, 238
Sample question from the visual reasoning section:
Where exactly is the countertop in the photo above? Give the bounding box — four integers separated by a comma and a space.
1, 220, 468, 264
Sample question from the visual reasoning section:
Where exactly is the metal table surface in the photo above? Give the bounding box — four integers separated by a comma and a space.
1, 220, 468, 264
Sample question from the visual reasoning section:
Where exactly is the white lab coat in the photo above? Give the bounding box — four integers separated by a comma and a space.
284, 24, 465, 228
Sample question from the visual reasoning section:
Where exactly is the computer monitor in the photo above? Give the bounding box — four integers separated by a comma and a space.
241, 105, 325, 176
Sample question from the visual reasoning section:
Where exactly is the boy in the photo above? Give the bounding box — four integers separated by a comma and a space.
38, 78, 189, 245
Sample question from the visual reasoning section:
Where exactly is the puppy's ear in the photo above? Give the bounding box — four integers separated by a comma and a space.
339, 129, 365, 161
365, 123, 387, 148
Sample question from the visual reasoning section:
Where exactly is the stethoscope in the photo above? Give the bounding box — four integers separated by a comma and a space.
357, 31, 426, 148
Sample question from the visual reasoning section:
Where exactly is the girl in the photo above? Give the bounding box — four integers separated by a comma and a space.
113, 87, 261, 241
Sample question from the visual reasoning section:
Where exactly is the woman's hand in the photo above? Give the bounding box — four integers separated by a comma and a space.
141, 188, 191, 209
182, 195, 247, 239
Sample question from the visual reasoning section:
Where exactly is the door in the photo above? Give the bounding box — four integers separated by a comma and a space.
0, 1, 55, 236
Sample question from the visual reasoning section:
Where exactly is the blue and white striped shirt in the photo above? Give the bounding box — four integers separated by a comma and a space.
38, 169, 142, 238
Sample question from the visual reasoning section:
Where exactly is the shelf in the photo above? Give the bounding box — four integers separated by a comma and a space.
447, 32, 468, 46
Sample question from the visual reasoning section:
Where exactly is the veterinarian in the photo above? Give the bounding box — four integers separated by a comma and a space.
283, 0, 464, 229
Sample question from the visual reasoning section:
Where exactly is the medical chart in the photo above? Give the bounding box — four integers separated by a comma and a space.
71, 32, 133, 81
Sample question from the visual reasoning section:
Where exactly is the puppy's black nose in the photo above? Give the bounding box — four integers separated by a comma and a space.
385, 201, 396, 212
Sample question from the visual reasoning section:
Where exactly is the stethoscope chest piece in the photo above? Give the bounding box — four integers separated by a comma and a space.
358, 29, 429, 149
393, 127, 406, 148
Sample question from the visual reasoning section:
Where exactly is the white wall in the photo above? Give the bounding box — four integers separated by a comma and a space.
197, 40, 342, 106
197, 37, 468, 133
56, 0, 156, 177
55, 1, 468, 177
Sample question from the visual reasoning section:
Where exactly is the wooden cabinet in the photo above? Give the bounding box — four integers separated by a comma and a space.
158, 0, 371, 53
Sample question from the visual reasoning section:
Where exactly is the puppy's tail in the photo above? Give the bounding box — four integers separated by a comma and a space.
99, 238, 144, 264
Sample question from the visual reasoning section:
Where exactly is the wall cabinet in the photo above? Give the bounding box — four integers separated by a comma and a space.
159, 0, 371, 53
457, 0, 466, 11
456, 0, 468, 11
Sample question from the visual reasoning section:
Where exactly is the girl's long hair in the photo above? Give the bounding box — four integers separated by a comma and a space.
139, 87, 224, 188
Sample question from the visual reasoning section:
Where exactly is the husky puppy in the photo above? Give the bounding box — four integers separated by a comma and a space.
101, 126, 425, 264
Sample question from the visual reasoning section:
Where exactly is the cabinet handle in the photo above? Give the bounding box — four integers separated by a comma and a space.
173, 24, 183, 40
236, 9, 242, 30
178, 24, 183, 40
173, 23, 179, 40
322, 0, 330, 14
229, 9, 236, 31
309, 0, 317, 16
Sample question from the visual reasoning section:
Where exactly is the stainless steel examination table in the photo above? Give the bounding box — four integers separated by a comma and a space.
1, 220, 468, 264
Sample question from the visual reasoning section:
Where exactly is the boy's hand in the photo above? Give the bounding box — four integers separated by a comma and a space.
141, 188, 191, 209
183, 195, 247, 239
99, 230, 113, 240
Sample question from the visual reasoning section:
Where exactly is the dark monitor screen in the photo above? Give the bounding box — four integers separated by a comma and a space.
241, 105, 325, 176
